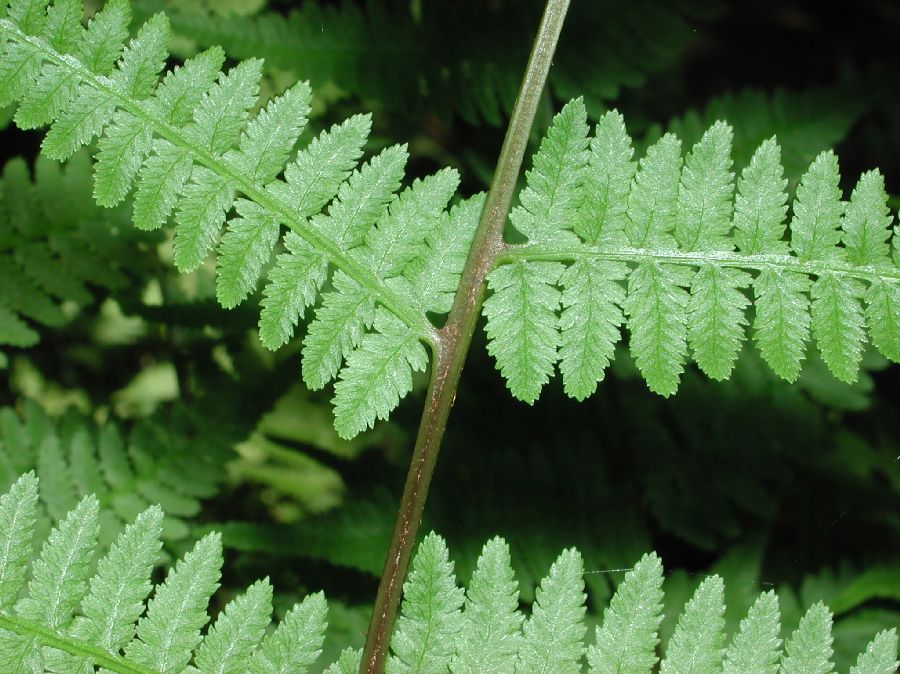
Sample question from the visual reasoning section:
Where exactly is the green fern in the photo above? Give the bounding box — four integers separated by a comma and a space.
0, 476, 895, 673
0, 399, 235, 546
0, 152, 150, 349
1, 1, 897, 437
0, 0, 486, 440
486, 98, 900, 400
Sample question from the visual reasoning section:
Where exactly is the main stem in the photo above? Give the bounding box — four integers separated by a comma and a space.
359, 1, 572, 672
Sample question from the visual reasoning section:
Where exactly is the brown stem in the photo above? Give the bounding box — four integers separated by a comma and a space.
359, 1, 572, 672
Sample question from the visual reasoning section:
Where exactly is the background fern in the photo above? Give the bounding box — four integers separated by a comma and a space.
0, 152, 155, 355
130, 0, 723, 128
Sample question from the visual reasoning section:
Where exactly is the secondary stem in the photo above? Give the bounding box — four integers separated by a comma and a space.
359, 1, 572, 672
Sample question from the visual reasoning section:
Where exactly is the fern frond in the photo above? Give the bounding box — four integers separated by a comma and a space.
1, 491, 99, 670
510, 97, 588, 247
660, 575, 727, 673
0, 472, 38, 611
0, 152, 143, 348
248, 591, 327, 674
451, 537, 523, 674
515, 547, 586, 674
325, 647, 363, 674
0, 477, 895, 672
0, 476, 331, 673
188, 578, 271, 674
780, 602, 835, 674
850, 629, 899, 674
388, 532, 465, 674
125, 532, 223, 672
57, 505, 163, 671
484, 261, 564, 403
587, 551, 665, 674
0, 0, 481, 438
723, 590, 782, 674
487, 102, 900, 401
0, 399, 238, 546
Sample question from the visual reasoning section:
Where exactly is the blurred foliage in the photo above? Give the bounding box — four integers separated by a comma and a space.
0, 0, 898, 670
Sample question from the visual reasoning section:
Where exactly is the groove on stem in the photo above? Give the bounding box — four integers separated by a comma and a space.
358, 1, 572, 672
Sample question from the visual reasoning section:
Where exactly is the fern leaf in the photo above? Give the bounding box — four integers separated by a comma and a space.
779, 602, 834, 674
496, 104, 900, 401
324, 648, 363, 674
314, 144, 408, 251
258, 233, 328, 350
112, 10, 168, 98
660, 575, 726, 674
191, 578, 272, 674
188, 57, 261, 153
94, 109, 154, 206
77, 0, 130, 76
13, 494, 99, 669
68, 423, 108, 502
674, 120, 734, 252
216, 199, 281, 309
41, 83, 115, 161
0, 1, 45, 107
36, 432, 78, 520
132, 140, 194, 231
733, 137, 789, 255
152, 47, 225, 127
723, 590, 782, 674
688, 265, 751, 380
94, 14, 170, 206
624, 262, 692, 396
302, 272, 376, 391
125, 532, 223, 673
752, 270, 811, 382
14, 62, 78, 130
333, 310, 429, 440
173, 166, 234, 272
790, 151, 844, 262
0, 305, 39, 347
451, 537, 523, 674
249, 591, 327, 674
850, 629, 899, 674
404, 194, 483, 315
365, 168, 459, 278
61, 505, 163, 670
515, 548, 586, 674
0, 473, 39, 611
0, 260, 66, 327
236, 81, 311, 184
484, 261, 564, 403
96, 422, 132, 488
575, 109, 635, 246
810, 274, 866, 382
269, 114, 371, 218
842, 170, 894, 267
388, 532, 464, 674
865, 280, 900, 362
92, 13, 168, 204
0, 1, 454, 437
625, 133, 682, 249
558, 259, 627, 400
510, 98, 589, 246
587, 551, 665, 674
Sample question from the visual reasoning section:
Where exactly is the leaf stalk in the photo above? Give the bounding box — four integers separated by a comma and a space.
358, 1, 572, 672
